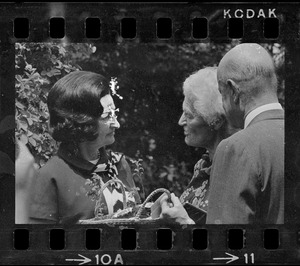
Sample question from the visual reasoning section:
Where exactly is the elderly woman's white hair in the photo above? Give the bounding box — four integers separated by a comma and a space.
183, 67, 226, 129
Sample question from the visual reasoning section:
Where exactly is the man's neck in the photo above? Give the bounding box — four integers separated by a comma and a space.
244, 94, 279, 119
244, 100, 282, 129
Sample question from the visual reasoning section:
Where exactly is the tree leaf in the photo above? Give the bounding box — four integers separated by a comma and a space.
19, 120, 28, 131
16, 101, 26, 110
28, 137, 37, 147
16, 75, 23, 82
26, 117, 33, 126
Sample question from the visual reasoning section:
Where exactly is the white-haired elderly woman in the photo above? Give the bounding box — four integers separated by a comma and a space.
158, 67, 239, 224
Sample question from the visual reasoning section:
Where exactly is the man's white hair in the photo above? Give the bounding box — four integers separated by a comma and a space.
183, 67, 226, 127
218, 43, 278, 104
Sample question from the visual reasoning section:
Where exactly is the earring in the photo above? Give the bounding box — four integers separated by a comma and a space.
208, 118, 222, 131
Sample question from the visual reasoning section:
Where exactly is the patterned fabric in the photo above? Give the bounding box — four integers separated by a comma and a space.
86, 150, 136, 216
86, 151, 136, 216
180, 153, 211, 212
28, 144, 140, 224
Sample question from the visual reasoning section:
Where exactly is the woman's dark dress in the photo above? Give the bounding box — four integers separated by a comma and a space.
180, 154, 211, 214
29, 145, 140, 224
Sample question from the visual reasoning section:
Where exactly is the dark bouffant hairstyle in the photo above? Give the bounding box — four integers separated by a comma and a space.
47, 71, 110, 143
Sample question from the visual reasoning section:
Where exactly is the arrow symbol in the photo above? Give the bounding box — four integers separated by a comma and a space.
213, 252, 239, 264
65, 254, 91, 265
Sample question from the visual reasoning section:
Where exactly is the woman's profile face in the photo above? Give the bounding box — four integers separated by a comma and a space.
178, 99, 215, 148
92, 94, 120, 148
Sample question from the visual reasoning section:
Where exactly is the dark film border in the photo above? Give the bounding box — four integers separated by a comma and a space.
0, 2, 299, 265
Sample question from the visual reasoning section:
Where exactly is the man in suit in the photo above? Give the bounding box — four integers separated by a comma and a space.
206, 43, 284, 224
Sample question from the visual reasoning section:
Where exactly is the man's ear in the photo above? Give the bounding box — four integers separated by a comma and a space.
227, 79, 240, 104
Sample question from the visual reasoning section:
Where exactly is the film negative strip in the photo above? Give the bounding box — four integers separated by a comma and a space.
0, 2, 300, 265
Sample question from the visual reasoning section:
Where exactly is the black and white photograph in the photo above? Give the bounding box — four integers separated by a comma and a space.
14, 41, 286, 225
0, 2, 300, 265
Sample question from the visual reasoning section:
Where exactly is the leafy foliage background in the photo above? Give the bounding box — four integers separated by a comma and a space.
15, 42, 285, 199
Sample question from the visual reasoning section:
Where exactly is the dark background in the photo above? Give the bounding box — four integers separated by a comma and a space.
14, 42, 285, 200
0, 3, 299, 229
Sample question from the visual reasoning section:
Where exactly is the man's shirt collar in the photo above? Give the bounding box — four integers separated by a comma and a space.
244, 103, 283, 129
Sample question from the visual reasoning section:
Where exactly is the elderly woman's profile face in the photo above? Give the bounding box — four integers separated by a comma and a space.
178, 99, 215, 148
92, 94, 120, 148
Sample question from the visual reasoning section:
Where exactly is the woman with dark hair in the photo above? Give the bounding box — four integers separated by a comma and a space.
28, 71, 140, 224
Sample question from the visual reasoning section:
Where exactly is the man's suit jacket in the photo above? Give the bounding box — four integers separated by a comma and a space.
206, 109, 284, 224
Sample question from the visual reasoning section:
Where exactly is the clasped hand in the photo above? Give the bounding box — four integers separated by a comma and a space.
158, 193, 195, 225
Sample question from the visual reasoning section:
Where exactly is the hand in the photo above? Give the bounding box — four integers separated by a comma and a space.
160, 193, 195, 225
